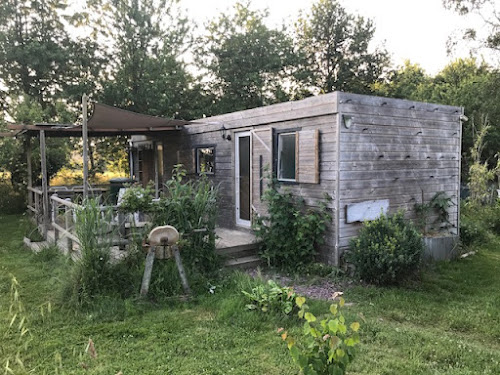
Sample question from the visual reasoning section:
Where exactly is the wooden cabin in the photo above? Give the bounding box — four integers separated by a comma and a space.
131, 92, 463, 265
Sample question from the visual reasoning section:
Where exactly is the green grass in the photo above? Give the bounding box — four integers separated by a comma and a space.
1, 214, 499, 374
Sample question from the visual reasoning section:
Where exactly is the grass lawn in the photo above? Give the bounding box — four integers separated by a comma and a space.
1, 214, 499, 374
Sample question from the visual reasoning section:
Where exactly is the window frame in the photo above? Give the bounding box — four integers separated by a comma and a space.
195, 145, 216, 175
274, 128, 301, 183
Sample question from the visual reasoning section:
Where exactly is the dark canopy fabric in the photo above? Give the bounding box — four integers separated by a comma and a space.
88, 103, 190, 131
3, 103, 190, 137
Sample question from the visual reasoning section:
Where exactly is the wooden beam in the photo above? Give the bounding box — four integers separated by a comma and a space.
82, 94, 89, 199
154, 141, 159, 198
40, 130, 49, 239
25, 136, 32, 208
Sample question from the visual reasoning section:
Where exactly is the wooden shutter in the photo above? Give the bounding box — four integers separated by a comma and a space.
251, 128, 273, 216
296, 129, 320, 184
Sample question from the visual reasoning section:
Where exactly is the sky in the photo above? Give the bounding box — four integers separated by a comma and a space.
181, 0, 488, 75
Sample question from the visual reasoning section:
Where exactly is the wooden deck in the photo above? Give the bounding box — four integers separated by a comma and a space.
215, 228, 261, 269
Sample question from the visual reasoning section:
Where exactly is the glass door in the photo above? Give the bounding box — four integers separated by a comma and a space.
235, 132, 251, 227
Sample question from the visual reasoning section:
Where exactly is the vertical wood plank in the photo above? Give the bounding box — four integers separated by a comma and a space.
82, 94, 89, 199
25, 136, 32, 208
40, 130, 49, 239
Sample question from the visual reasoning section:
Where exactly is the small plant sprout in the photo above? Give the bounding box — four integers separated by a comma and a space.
279, 294, 361, 375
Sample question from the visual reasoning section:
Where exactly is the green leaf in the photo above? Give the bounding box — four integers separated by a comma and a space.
328, 319, 339, 333
350, 321, 360, 332
305, 312, 317, 322
296, 296, 306, 308
329, 304, 338, 315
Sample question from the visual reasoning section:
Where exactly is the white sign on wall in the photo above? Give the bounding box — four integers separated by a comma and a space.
346, 199, 389, 223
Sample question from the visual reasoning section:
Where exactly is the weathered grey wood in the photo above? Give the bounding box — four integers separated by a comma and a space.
338, 92, 461, 113
340, 160, 459, 171
140, 247, 156, 296
82, 94, 89, 200
25, 136, 32, 208
341, 133, 460, 146
172, 244, 191, 296
64, 204, 73, 253
341, 114, 460, 130
40, 130, 49, 239
340, 103, 461, 122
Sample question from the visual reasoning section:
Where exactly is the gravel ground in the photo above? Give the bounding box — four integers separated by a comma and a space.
246, 268, 354, 301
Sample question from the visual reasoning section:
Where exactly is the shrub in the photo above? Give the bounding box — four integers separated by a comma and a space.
460, 200, 500, 245
242, 279, 297, 315
348, 212, 424, 285
152, 165, 219, 275
279, 295, 361, 375
0, 181, 25, 214
254, 180, 331, 272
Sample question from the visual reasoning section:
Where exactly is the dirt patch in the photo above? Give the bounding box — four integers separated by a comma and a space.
246, 269, 355, 301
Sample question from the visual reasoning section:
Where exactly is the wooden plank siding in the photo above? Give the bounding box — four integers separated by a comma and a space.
159, 92, 340, 264
152, 91, 462, 266
336, 92, 462, 259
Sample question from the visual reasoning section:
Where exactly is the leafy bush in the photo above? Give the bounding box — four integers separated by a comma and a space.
348, 212, 424, 285
152, 165, 219, 275
254, 180, 331, 271
460, 200, 500, 245
279, 295, 361, 375
63, 198, 115, 306
242, 279, 297, 315
0, 181, 25, 214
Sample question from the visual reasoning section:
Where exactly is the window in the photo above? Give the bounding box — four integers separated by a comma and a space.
277, 132, 296, 181
196, 147, 215, 174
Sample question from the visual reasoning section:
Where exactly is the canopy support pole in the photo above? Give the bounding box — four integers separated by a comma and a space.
40, 130, 49, 239
154, 141, 159, 198
25, 136, 32, 208
82, 94, 89, 200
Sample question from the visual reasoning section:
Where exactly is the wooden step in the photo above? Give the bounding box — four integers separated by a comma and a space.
216, 242, 260, 258
225, 255, 262, 269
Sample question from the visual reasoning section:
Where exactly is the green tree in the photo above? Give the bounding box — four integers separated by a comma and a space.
198, 2, 299, 114
372, 61, 431, 100
0, 98, 70, 187
295, 0, 389, 95
0, 0, 102, 116
443, 0, 500, 53
82, 0, 197, 119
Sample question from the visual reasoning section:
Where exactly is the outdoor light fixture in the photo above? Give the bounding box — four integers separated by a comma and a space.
342, 114, 353, 129
221, 126, 231, 141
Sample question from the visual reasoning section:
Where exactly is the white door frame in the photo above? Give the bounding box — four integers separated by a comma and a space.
235, 131, 251, 228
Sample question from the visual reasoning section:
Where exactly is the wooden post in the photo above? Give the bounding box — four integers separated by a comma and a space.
25, 136, 32, 209
154, 141, 159, 198
64, 201, 73, 254
140, 246, 156, 296
52, 194, 59, 243
35, 192, 40, 224
82, 94, 89, 200
172, 244, 191, 296
40, 130, 49, 239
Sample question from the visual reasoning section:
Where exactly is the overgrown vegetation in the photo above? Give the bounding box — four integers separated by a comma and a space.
242, 279, 297, 315
1, 214, 500, 373
254, 181, 331, 272
280, 294, 361, 375
0, 179, 25, 214
120, 165, 220, 278
414, 191, 454, 234
348, 212, 424, 285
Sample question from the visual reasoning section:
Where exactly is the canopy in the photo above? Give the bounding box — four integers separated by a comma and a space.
3, 102, 190, 137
